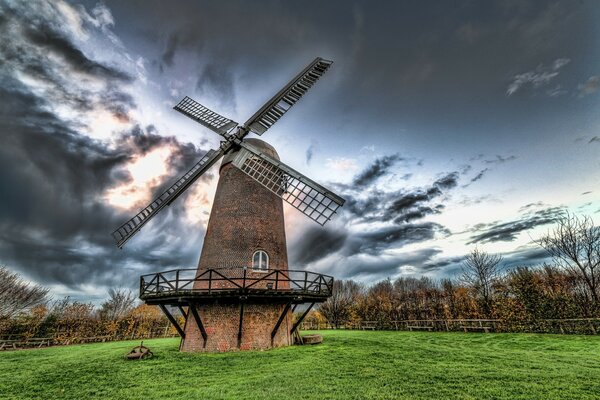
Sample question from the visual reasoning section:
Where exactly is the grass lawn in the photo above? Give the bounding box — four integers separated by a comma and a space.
1, 330, 599, 399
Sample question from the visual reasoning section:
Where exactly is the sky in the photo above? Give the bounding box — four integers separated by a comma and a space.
0, 0, 599, 302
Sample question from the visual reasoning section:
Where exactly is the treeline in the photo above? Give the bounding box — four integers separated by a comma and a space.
0, 287, 178, 342
317, 266, 598, 332
317, 213, 600, 333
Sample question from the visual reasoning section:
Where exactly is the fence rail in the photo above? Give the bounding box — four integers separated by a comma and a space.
0, 331, 180, 351
140, 267, 334, 300
300, 318, 600, 335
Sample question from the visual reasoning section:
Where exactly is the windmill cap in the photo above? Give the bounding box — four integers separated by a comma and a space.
221, 138, 280, 171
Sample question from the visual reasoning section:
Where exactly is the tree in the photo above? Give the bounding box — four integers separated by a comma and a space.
99, 288, 136, 320
538, 213, 600, 308
0, 266, 49, 319
460, 249, 503, 317
319, 280, 363, 327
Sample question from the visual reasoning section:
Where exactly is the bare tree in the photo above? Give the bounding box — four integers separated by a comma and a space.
461, 249, 503, 317
538, 213, 600, 306
0, 266, 49, 319
99, 288, 137, 320
319, 280, 363, 327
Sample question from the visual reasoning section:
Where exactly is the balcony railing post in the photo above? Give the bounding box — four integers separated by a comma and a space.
304, 271, 308, 292
242, 268, 247, 289
275, 270, 279, 291
176, 270, 180, 292
208, 270, 212, 294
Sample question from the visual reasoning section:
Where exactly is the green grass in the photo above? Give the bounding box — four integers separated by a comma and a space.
1, 331, 599, 399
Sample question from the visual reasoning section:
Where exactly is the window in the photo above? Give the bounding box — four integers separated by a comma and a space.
252, 250, 269, 272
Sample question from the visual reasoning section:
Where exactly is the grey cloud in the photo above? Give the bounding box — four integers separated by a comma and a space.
506, 58, 569, 96
348, 223, 448, 256
290, 226, 348, 265
484, 155, 517, 164
469, 168, 489, 183
23, 25, 131, 82
0, 2, 210, 292
162, 34, 179, 67
468, 207, 563, 244
352, 154, 401, 188
305, 142, 316, 165
196, 63, 236, 107
327, 248, 443, 282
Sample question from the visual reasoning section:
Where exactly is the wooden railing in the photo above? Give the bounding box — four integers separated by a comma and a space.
300, 318, 600, 334
140, 268, 334, 299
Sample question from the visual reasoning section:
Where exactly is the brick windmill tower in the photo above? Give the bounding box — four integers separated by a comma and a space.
112, 58, 345, 352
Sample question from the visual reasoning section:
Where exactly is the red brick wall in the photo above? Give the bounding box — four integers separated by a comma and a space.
182, 139, 291, 352
181, 303, 291, 352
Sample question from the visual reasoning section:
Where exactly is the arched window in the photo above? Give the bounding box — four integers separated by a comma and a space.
252, 250, 269, 272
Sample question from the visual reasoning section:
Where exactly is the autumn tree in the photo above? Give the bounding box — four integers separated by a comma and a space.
319, 280, 363, 327
538, 213, 600, 310
460, 249, 503, 317
99, 288, 137, 320
0, 266, 49, 319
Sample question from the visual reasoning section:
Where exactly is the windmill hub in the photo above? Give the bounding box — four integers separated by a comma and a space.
113, 58, 345, 352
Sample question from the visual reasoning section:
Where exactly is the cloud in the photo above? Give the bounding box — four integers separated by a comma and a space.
23, 25, 131, 82
161, 34, 178, 68
352, 154, 401, 188
305, 141, 317, 165
469, 168, 489, 183
578, 76, 600, 96
290, 156, 458, 271
0, 1, 212, 295
468, 207, 563, 244
589, 137, 600, 144
290, 226, 348, 265
484, 155, 517, 164
506, 58, 570, 96
196, 63, 236, 107
347, 223, 448, 256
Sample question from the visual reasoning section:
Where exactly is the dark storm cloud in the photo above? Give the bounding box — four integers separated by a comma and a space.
352, 154, 401, 188
347, 223, 448, 257
161, 33, 178, 67
589, 136, 600, 144
291, 156, 456, 268
484, 155, 517, 165
469, 168, 489, 183
327, 248, 443, 282
468, 207, 564, 244
0, 1, 211, 293
381, 172, 457, 223
290, 226, 348, 265
502, 247, 552, 269
305, 142, 316, 165
23, 25, 131, 82
0, 80, 208, 289
196, 63, 236, 106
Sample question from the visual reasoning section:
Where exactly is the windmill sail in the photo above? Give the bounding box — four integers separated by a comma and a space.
112, 148, 224, 248
244, 57, 333, 135
231, 141, 345, 225
174, 96, 238, 137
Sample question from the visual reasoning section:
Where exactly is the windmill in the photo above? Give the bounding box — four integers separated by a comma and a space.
112, 57, 345, 352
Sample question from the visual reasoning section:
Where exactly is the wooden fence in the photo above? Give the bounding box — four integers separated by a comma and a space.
0, 330, 179, 351
300, 318, 600, 335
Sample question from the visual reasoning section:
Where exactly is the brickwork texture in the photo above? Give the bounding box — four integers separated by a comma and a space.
182, 139, 292, 352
